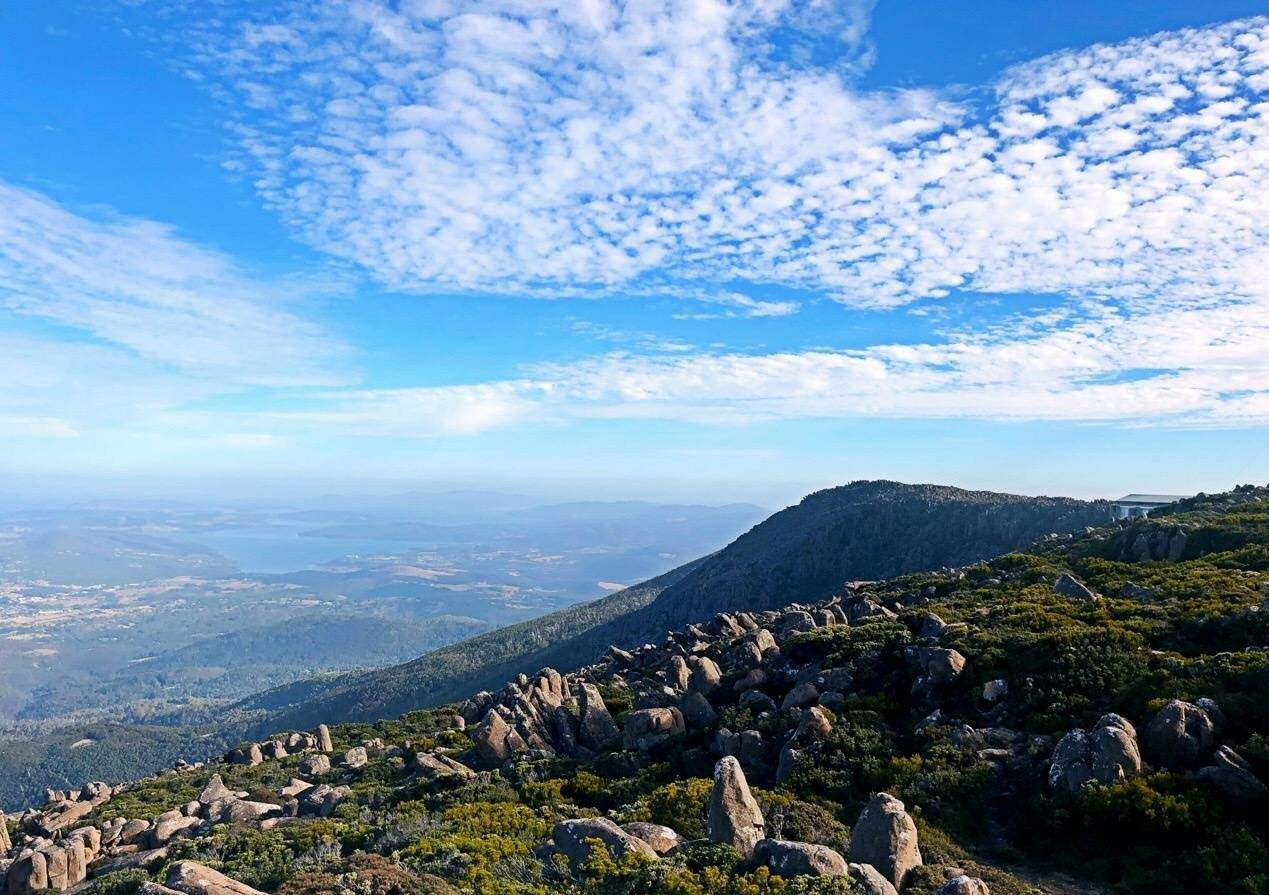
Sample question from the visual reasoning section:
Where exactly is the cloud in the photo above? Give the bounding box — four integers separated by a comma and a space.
0, 181, 351, 387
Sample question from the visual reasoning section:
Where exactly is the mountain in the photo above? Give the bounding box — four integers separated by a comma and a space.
7, 485, 1266, 895
238, 481, 1112, 732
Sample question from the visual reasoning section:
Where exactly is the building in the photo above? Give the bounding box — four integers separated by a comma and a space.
1112, 493, 1191, 520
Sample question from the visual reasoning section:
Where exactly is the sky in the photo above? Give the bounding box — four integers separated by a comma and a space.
1, 0, 1267, 507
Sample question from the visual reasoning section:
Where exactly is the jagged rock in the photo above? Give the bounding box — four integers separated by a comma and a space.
623, 707, 685, 750
622, 822, 684, 854
578, 683, 621, 750
689, 657, 723, 695
280, 779, 313, 799
472, 710, 526, 764
341, 746, 368, 769
1054, 574, 1099, 601
197, 775, 234, 807
708, 756, 765, 858
936, 876, 991, 895
848, 863, 899, 895
1144, 700, 1216, 769
681, 691, 719, 727
1128, 526, 1188, 562
754, 839, 848, 878
548, 818, 658, 866
1198, 746, 1268, 800
846, 793, 922, 891
166, 861, 267, 895
297, 785, 350, 817
412, 752, 476, 779
299, 754, 331, 776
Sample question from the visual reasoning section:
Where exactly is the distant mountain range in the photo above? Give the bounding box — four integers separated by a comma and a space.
236, 481, 1113, 734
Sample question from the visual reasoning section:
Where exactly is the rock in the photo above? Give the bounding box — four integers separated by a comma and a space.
0, 811, 10, 853
775, 746, 801, 784
735, 668, 769, 692
151, 815, 201, 846
936, 876, 991, 895
261, 740, 288, 760
907, 646, 966, 684
681, 691, 719, 727
668, 655, 691, 691
412, 752, 476, 779
549, 818, 658, 866
708, 756, 765, 858
197, 775, 234, 807
791, 706, 833, 742
981, 680, 1008, 703
299, 754, 331, 776
1198, 746, 1268, 800
317, 724, 333, 753
281, 778, 314, 798
1144, 700, 1215, 769
297, 785, 350, 818
781, 682, 819, 710
846, 793, 922, 891
341, 746, 368, 769
29, 800, 94, 837
689, 657, 723, 695
166, 861, 268, 895
623, 707, 685, 751
471, 710, 526, 764
138, 885, 186, 895
1054, 573, 1099, 601
1118, 582, 1159, 601
753, 839, 848, 878
848, 863, 899, 895
7, 851, 48, 895
1049, 714, 1141, 792
220, 801, 282, 825
739, 690, 778, 714
622, 822, 684, 854
578, 683, 621, 750
917, 614, 947, 639
228, 744, 262, 767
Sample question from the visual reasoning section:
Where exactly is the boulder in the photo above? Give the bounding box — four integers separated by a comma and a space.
317, 724, 333, 753
981, 680, 1008, 703
739, 690, 778, 714
846, 793, 922, 891
280, 779, 313, 799
753, 839, 848, 878
297, 785, 350, 818
1198, 746, 1268, 800
1144, 700, 1215, 769
622, 822, 684, 855
681, 691, 719, 727
299, 754, 331, 776
623, 707, 685, 751
151, 815, 201, 846
471, 710, 526, 764
917, 614, 947, 639
220, 801, 282, 824
6, 851, 48, 895
781, 682, 819, 710
197, 775, 235, 807
412, 752, 476, 780
549, 818, 657, 866
578, 683, 621, 750
708, 756, 765, 858
341, 746, 368, 769
228, 744, 262, 767
1049, 714, 1141, 793
848, 863, 899, 895
1054, 574, 1099, 601
936, 876, 991, 895
166, 861, 267, 895
689, 657, 723, 695
668, 655, 691, 692
0, 811, 10, 853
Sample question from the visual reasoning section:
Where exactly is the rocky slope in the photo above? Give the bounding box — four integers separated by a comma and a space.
238, 482, 1111, 732
6, 485, 1266, 894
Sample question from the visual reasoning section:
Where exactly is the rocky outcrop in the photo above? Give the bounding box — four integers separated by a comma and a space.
545, 818, 658, 866
1198, 746, 1268, 800
165, 861, 267, 895
848, 863, 900, 895
753, 839, 848, 878
622, 707, 684, 751
936, 876, 991, 895
1054, 573, 1099, 601
1144, 700, 1216, 769
708, 757, 765, 858
846, 793, 922, 891
622, 823, 683, 855
1049, 714, 1141, 792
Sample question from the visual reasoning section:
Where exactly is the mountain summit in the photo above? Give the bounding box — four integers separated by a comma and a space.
239, 481, 1111, 732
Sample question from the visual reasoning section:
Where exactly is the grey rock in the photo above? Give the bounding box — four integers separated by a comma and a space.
1198, 746, 1268, 800
846, 793, 922, 891
1144, 700, 1215, 769
622, 822, 684, 855
1054, 573, 1099, 601
166, 861, 267, 895
708, 756, 765, 858
848, 863, 899, 895
578, 683, 621, 750
753, 839, 848, 878
299, 754, 331, 776
549, 818, 658, 865
623, 707, 685, 751
936, 876, 991, 895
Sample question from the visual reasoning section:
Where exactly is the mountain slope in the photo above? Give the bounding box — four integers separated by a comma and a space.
241, 481, 1111, 732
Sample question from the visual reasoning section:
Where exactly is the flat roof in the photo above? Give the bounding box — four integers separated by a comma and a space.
1114, 494, 1191, 504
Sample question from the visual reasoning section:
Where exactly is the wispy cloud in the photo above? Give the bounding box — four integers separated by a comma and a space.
0, 181, 351, 387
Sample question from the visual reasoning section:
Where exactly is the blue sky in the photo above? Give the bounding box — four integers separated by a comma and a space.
1, 1, 1266, 506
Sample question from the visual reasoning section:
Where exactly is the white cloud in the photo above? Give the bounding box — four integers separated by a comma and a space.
0, 181, 351, 387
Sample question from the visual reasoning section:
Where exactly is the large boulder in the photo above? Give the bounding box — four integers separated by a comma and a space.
166, 861, 267, 895
936, 877, 991, 895
471, 710, 527, 764
548, 818, 658, 866
1049, 714, 1141, 792
341, 746, 368, 769
753, 839, 848, 878
1054, 574, 1099, 601
848, 863, 899, 895
0, 810, 10, 853
1144, 700, 1216, 769
317, 724, 333, 753
578, 683, 620, 750
623, 707, 685, 751
1198, 746, 1268, 800
846, 793, 922, 891
689, 657, 723, 695
299, 754, 331, 776
708, 756, 765, 858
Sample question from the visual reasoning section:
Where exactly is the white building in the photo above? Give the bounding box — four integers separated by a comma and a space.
1112, 493, 1191, 520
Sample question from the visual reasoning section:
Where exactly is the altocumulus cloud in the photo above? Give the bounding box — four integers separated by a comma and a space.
180, 5, 1268, 429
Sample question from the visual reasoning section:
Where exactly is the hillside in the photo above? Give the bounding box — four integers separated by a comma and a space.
237, 482, 1111, 732
5, 485, 1267, 895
